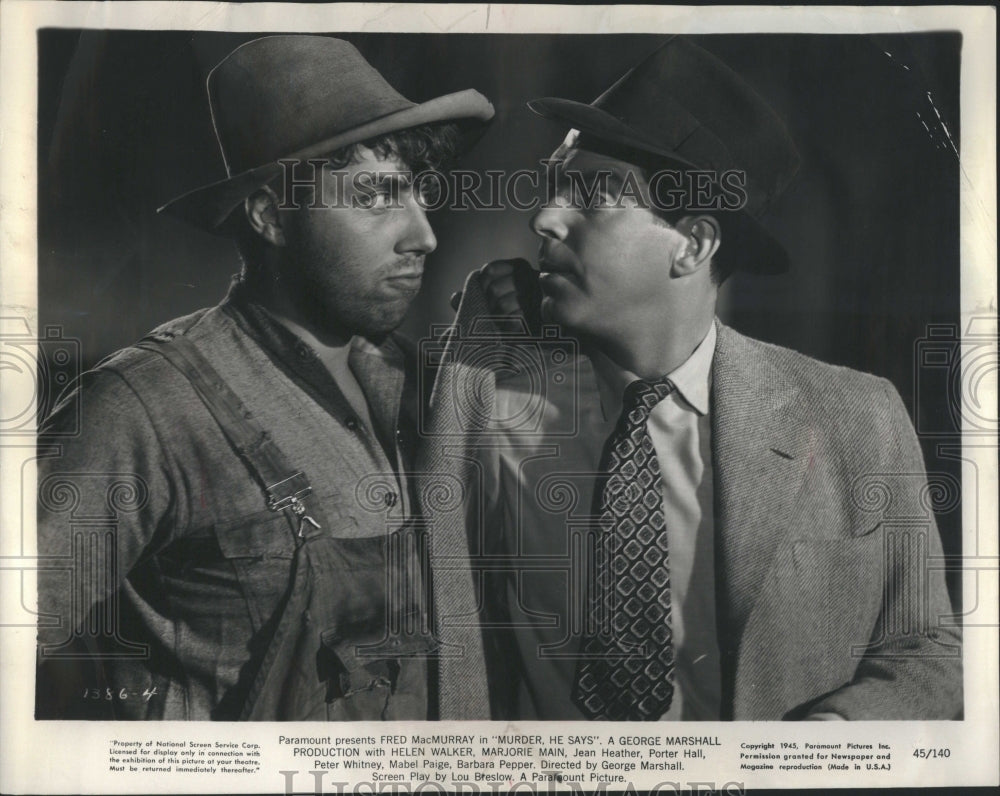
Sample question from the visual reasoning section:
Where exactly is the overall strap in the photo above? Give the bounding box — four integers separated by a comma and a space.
135, 331, 326, 537
137, 331, 341, 720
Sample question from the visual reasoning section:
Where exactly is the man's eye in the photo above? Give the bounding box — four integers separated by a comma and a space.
591, 191, 614, 208
546, 182, 574, 207
418, 184, 441, 206
365, 185, 405, 211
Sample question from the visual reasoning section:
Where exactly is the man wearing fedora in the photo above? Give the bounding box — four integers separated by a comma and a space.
430, 37, 962, 720
35, 35, 494, 720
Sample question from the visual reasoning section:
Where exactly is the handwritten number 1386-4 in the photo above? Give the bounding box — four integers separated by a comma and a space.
82, 687, 158, 702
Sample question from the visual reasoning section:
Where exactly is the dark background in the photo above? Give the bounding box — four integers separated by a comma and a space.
37, 30, 964, 603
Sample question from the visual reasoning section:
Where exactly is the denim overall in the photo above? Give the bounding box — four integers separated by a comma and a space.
136, 333, 436, 720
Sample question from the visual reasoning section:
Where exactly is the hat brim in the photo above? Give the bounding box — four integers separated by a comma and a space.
159, 89, 494, 233
528, 97, 790, 275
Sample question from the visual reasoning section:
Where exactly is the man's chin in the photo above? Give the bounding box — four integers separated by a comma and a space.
303, 299, 408, 342
357, 306, 410, 340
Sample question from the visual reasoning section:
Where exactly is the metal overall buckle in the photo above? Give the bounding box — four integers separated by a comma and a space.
266, 472, 322, 537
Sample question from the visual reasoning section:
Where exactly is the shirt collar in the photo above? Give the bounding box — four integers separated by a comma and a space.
590, 320, 717, 421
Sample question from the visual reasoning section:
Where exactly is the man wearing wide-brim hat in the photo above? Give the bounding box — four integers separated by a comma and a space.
433, 37, 961, 720
36, 35, 494, 720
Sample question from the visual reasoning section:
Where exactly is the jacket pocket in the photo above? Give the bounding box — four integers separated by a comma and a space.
214, 510, 297, 633
790, 533, 885, 647
320, 626, 437, 721
215, 507, 297, 559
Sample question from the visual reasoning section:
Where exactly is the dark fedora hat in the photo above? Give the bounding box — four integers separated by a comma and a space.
160, 35, 494, 232
528, 37, 800, 274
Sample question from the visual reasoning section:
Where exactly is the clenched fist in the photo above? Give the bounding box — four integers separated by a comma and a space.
451, 258, 544, 334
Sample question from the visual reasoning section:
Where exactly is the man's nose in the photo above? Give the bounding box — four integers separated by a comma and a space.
530, 204, 569, 242
397, 199, 437, 256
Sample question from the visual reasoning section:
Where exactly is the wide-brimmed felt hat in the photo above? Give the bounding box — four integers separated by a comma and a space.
160, 35, 494, 232
528, 37, 800, 274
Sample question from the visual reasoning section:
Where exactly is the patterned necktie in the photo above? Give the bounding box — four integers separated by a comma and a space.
572, 376, 676, 720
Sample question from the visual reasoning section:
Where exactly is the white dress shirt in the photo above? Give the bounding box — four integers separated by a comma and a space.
483, 322, 721, 720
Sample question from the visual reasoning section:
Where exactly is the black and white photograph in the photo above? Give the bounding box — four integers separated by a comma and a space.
1, 2, 996, 794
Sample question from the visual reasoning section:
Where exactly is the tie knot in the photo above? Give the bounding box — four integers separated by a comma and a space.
622, 376, 675, 417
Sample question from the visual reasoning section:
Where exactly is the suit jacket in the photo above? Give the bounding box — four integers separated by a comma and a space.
418, 272, 962, 720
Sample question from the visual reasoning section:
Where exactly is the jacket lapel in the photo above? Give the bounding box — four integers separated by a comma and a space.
349, 337, 407, 466
711, 324, 816, 709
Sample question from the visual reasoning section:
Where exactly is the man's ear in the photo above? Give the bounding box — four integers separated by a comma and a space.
672, 214, 721, 277
245, 186, 286, 247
